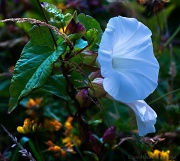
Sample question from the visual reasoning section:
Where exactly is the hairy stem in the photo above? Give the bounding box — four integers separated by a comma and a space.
0, 18, 73, 49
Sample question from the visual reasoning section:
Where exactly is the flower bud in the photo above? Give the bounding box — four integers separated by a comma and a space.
65, 19, 76, 35
88, 78, 106, 98
75, 89, 91, 107
82, 50, 98, 66
73, 22, 86, 34
89, 132, 101, 155
102, 126, 116, 145
65, 19, 86, 35
88, 70, 101, 81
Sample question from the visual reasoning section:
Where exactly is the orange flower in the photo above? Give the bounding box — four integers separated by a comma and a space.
46, 140, 54, 147
26, 98, 43, 108
46, 140, 66, 157
61, 149, 66, 157
44, 119, 62, 132
26, 98, 43, 117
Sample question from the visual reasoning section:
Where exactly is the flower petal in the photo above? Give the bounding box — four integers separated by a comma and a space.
126, 100, 157, 136
98, 16, 159, 103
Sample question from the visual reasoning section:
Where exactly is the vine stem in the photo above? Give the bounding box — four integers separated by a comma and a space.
0, 18, 73, 49
36, 0, 57, 48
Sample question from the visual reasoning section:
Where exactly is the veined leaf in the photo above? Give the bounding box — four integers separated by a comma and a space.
41, 74, 69, 100
41, 2, 72, 24
41, 2, 63, 21
8, 26, 67, 113
28, 25, 56, 49
85, 29, 98, 49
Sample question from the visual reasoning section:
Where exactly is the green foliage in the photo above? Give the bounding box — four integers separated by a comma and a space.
42, 2, 72, 23
78, 13, 103, 46
41, 74, 69, 100
8, 26, 67, 113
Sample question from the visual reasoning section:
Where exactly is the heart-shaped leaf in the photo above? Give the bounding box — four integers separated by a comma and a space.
8, 26, 67, 113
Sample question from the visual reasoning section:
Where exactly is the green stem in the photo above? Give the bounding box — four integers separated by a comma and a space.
164, 25, 180, 47
149, 88, 180, 105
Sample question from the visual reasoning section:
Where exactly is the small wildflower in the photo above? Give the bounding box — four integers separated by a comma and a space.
26, 98, 43, 108
62, 135, 82, 154
44, 119, 62, 132
65, 116, 74, 135
59, 26, 67, 33
46, 140, 69, 158
72, 135, 82, 147
61, 149, 66, 157
53, 145, 61, 152
26, 98, 43, 117
147, 149, 171, 161
46, 140, 54, 147
17, 118, 38, 134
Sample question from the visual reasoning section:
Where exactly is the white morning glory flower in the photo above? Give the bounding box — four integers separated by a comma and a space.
126, 100, 157, 136
97, 16, 159, 136
97, 16, 159, 102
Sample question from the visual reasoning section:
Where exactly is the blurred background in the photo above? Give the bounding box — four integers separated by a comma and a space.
0, 0, 180, 161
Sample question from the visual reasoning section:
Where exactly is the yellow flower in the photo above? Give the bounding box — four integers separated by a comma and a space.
161, 150, 170, 161
64, 116, 74, 135
17, 118, 37, 134
62, 135, 82, 154
72, 135, 82, 147
147, 149, 171, 161
59, 26, 67, 33
62, 136, 71, 144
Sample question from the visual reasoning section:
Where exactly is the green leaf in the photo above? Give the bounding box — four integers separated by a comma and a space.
81, 50, 97, 66
41, 2, 64, 21
74, 39, 88, 49
9, 26, 67, 113
28, 25, 55, 49
85, 29, 98, 49
78, 13, 103, 44
68, 33, 85, 42
41, 74, 69, 100
84, 151, 99, 161
69, 70, 86, 88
